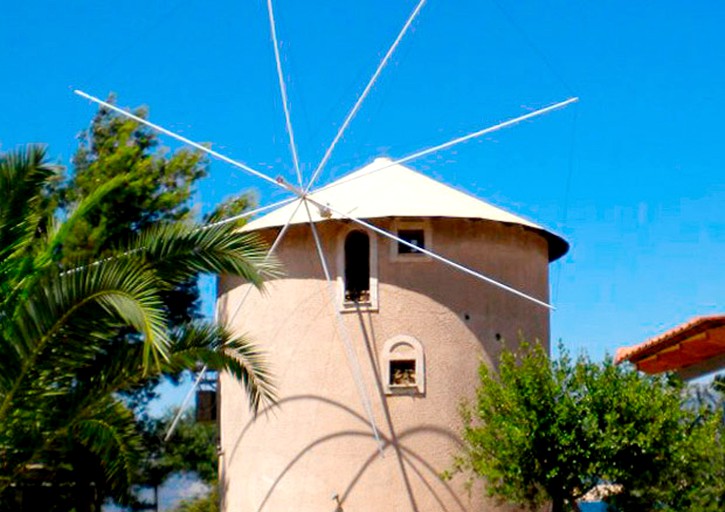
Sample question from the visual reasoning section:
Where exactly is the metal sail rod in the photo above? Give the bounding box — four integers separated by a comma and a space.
305, 0, 427, 193
393, 97, 579, 168
164, 366, 208, 441
308, 97, 579, 197
266, 0, 303, 187
302, 199, 385, 455
74, 90, 285, 190
201, 196, 298, 230
304, 196, 553, 310
60, 247, 143, 276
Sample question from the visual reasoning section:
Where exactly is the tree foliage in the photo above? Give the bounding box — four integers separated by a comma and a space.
141, 410, 219, 487
62, 97, 206, 261
128, 410, 220, 511
0, 145, 277, 510
450, 341, 724, 512
172, 486, 219, 512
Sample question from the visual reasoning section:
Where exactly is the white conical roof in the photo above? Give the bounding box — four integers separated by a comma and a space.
244, 157, 568, 261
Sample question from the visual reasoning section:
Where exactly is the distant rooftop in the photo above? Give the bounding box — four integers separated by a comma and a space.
615, 315, 725, 379
244, 157, 568, 261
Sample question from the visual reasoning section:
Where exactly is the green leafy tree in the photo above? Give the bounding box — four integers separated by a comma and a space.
450, 341, 721, 512
62, 97, 206, 261
656, 377, 725, 512
134, 411, 220, 511
142, 410, 218, 486
57, 98, 256, 508
173, 487, 219, 512
0, 146, 277, 510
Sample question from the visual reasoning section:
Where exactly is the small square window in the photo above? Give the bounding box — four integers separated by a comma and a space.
398, 229, 425, 254
390, 221, 431, 263
389, 360, 417, 387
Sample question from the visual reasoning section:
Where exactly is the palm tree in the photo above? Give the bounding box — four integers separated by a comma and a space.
0, 146, 277, 510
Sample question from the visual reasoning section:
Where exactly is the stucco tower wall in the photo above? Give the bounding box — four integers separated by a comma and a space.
218, 217, 550, 512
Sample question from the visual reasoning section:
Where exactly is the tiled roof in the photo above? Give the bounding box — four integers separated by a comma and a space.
615, 315, 725, 374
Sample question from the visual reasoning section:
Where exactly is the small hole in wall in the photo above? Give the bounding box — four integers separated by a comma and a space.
464, 313, 470, 321
495, 333, 502, 341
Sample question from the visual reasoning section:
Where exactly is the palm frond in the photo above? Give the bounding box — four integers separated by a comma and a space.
0, 257, 170, 419
0, 146, 58, 256
166, 321, 277, 413
70, 396, 143, 499
130, 221, 281, 288
37, 174, 128, 268
0, 146, 59, 306
67, 319, 278, 414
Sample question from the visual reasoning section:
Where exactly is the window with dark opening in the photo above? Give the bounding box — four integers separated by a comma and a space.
389, 360, 416, 387
344, 230, 370, 302
195, 390, 217, 422
397, 229, 425, 254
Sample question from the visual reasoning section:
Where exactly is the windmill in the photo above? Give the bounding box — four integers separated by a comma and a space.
76, 1, 576, 510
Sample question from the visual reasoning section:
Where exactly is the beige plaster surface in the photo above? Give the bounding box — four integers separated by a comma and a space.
218, 218, 551, 512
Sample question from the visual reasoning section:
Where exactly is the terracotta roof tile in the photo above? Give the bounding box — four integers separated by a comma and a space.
615, 315, 725, 373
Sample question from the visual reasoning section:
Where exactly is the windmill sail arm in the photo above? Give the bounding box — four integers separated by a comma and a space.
393, 97, 579, 168
266, 0, 303, 187
203, 197, 299, 230
157, 198, 305, 442
225, 198, 305, 326
306, 0, 428, 192
312, 97, 579, 197
74, 90, 284, 189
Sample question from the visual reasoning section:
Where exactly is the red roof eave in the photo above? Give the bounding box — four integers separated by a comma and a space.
615, 315, 725, 374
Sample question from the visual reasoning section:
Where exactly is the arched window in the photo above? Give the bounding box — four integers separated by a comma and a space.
382, 335, 425, 395
337, 227, 378, 311
344, 230, 370, 302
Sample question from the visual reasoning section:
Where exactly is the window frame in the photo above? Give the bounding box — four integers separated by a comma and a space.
381, 335, 425, 395
390, 219, 432, 262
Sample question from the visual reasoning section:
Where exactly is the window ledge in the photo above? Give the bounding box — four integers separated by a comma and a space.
340, 301, 378, 313
385, 384, 423, 396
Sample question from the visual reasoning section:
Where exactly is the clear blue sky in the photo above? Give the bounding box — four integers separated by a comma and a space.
2, 1, 723, 409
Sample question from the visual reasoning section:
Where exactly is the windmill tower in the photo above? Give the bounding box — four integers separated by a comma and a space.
217, 157, 568, 511
72, 1, 576, 509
